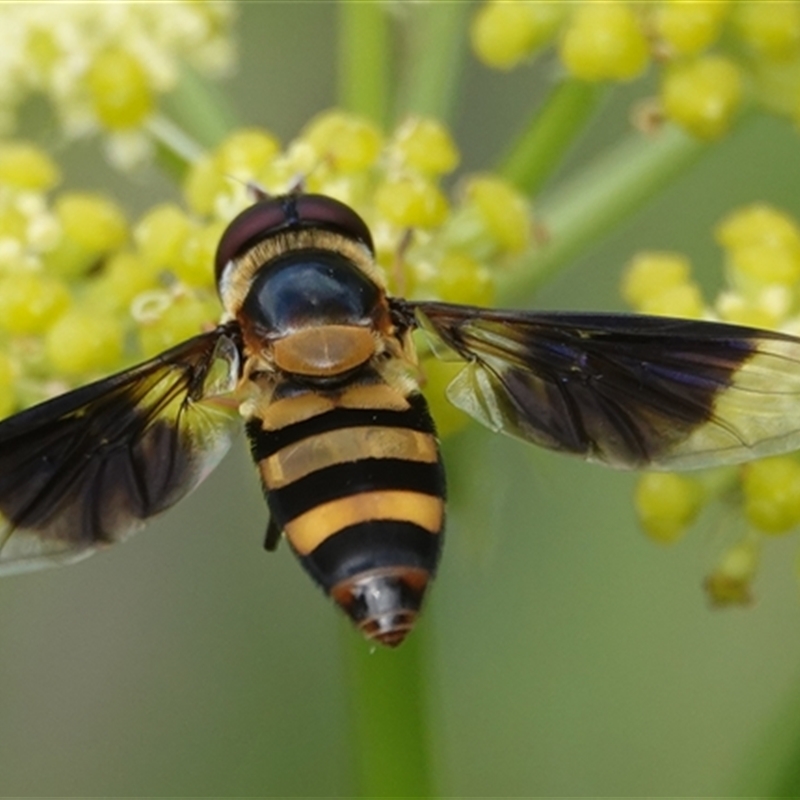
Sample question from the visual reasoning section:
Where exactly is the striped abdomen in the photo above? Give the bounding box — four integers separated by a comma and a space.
246, 390, 445, 647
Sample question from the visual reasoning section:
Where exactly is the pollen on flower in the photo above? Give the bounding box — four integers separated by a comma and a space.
559, 1, 650, 82
660, 55, 743, 140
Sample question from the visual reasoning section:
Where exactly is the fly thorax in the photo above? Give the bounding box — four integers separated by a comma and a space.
240, 250, 383, 378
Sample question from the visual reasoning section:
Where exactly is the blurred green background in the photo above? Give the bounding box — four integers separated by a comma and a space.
2, 3, 800, 796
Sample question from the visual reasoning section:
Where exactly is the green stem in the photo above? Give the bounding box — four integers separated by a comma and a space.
499, 78, 609, 195
160, 64, 237, 149
341, 623, 435, 797
147, 114, 206, 179
337, 0, 392, 127
395, 2, 470, 123
150, 66, 238, 180
497, 124, 711, 304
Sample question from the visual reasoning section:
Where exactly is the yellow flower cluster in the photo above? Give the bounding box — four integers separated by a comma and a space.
471, 0, 800, 142
622, 204, 800, 604
0, 114, 531, 439
0, 2, 235, 167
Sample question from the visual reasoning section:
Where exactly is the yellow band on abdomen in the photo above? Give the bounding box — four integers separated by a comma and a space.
285, 490, 444, 555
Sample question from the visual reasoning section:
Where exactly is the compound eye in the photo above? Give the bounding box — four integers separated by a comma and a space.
214, 199, 288, 285
214, 194, 375, 288
294, 195, 374, 255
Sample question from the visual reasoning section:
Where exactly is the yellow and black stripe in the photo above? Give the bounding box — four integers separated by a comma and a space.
246, 391, 445, 646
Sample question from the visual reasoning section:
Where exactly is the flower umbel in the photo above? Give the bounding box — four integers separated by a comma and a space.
0, 2, 235, 167
624, 203, 800, 604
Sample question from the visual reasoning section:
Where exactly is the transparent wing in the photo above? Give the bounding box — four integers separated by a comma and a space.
410, 301, 800, 470
0, 326, 243, 574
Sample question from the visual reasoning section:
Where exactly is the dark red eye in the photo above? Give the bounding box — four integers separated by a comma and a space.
214, 193, 375, 286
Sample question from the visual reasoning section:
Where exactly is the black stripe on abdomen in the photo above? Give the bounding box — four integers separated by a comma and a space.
300, 519, 442, 592
267, 457, 444, 524
246, 392, 437, 459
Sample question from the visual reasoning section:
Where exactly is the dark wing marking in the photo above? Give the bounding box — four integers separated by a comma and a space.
407, 300, 800, 470
0, 325, 243, 574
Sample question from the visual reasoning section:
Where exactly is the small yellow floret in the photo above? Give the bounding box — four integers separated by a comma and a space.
301, 110, 383, 173
654, 0, 730, 57
175, 221, 226, 288
56, 192, 129, 253
183, 153, 227, 216
216, 128, 281, 177
392, 118, 460, 176
85, 251, 159, 313
661, 55, 742, 139
732, 1, 800, 61
135, 204, 192, 272
716, 204, 800, 250
560, 1, 650, 81
375, 176, 449, 229
634, 472, 703, 544
433, 251, 495, 307
463, 175, 530, 254
716, 205, 800, 285
705, 539, 758, 606
742, 456, 800, 534
45, 311, 125, 376
87, 48, 154, 129
43, 193, 128, 278
137, 292, 219, 358
0, 204, 28, 241
470, 1, 542, 69
639, 282, 705, 318
0, 142, 61, 191
716, 292, 785, 330
0, 272, 70, 335
622, 252, 693, 309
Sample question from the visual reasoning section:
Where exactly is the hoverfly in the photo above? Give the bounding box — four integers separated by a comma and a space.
3, 191, 800, 646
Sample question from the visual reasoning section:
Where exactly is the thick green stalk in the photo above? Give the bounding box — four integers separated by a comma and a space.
498, 124, 711, 304
338, 0, 392, 127
395, 2, 470, 123
341, 624, 435, 797
499, 78, 608, 195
